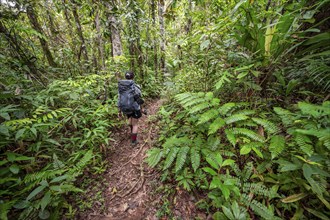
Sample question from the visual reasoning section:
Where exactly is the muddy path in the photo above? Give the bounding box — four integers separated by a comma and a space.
77, 99, 201, 220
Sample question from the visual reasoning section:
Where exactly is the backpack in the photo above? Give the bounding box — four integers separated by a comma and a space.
118, 80, 140, 114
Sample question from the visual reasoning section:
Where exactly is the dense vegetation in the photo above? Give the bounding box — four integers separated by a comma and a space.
1, 0, 329, 219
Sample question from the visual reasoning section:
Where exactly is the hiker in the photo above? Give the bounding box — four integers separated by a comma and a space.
118, 71, 144, 145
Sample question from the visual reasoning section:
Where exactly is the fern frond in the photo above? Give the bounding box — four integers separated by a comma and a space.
225, 114, 249, 124
188, 102, 210, 114
232, 128, 265, 142
146, 148, 164, 168
252, 117, 279, 134
298, 102, 330, 118
163, 136, 191, 149
163, 147, 179, 170
183, 98, 206, 109
225, 129, 237, 146
24, 169, 65, 185
208, 118, 226, 135
296, 129, 330, 150
197, 109, 219, 125
175, 146, 190, 173
71, 150, 93, 175
190, 147, 200, 172
243, 183, 280, 199
232, 109, 256, 116
219, 103, 236, 116
295, 134, 314, 156
274, 107, 295, 126
269, 135, 286, 159
241, 194, 279, 220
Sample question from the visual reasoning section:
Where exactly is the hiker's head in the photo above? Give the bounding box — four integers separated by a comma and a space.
125, 71, 134, 80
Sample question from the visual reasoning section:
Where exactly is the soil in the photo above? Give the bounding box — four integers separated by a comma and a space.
76, 99, 203, 220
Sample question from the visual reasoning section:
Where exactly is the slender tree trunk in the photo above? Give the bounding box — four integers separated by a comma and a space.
94, 6, 105, 71
62, 0, 72, 27
107, 3, 123, 58
71, 1, 89, 62
151, 0, 158, 77
158, 0, 166, 78
26, 4, 57, 67
134, 5, 144, 80
186, 0, 193, 34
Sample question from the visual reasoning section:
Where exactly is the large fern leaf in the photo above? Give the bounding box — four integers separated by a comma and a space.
190, 147, 200, 172
269, 135, 286, 159
274, 107, 295, 126
252, 117, 279, 134
219, 103, 236, 116
298, 101, 330, 118
232, 128, 265, 142
197, 109, 219, 125
208, 118, 226, 135
296, 129, 330, 149
225, 114, 249, 124
295, 134, 314, 156
146, 148, 164, 168
225, 129, 237, 146
188, 102, 210, 114
163, 147, 179, 170
175, 146, 190, 173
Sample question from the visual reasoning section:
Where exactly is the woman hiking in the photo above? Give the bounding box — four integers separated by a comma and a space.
118, 71, 144, 145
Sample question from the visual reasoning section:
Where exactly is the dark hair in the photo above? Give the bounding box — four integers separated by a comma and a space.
125, 71, 134, 80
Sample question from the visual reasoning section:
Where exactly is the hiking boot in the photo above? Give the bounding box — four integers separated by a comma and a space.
131, 140, 139, 146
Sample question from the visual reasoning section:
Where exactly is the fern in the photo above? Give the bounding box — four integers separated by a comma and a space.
295, 134, 314, 156
252, 117, 279, 134
146, 148, 164, 168
208, 118, 226, 135
296, 129, 330, 150
232, 109, 256, 116
298, 101, 330, 118
219, 103, 236, 116
70, 150, 93, 176
197, 109, 219, 125
188, 102, 210, 114
183, 97, 206, 109
225, 114, 249, 124
269, 135, 286, 159
24, 169, 65, 185
232, 128, 265, 142
241, 194, 280, 220
163, 147, 179, 170
175, 146, 190, 173
190, 147, 200, 172
225, 129, 237, 146
243, 183, 280, 199
274, 107, 295, 126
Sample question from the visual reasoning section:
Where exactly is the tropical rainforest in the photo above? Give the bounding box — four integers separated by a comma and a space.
0, 0, 329, 219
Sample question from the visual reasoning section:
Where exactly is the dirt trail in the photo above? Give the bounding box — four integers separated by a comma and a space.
79, 99, 201, 220
81, 99, 163, 220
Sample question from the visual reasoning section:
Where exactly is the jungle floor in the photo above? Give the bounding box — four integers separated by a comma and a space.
75, 99, 207, 220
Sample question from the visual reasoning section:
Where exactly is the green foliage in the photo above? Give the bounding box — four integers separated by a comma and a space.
149, 90, 330, 219
0, 74, 118, 219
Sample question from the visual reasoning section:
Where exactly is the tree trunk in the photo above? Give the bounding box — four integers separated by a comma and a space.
151, 0, 158, 77
186, 0, 193, 34
106, 2, 123, 59
26, 4, 57, 67
71, 1, 89, 62
62, 0, 72, 27
158, 0, 166, 78
94, 6, 105, 71
134, 4, 144, 80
